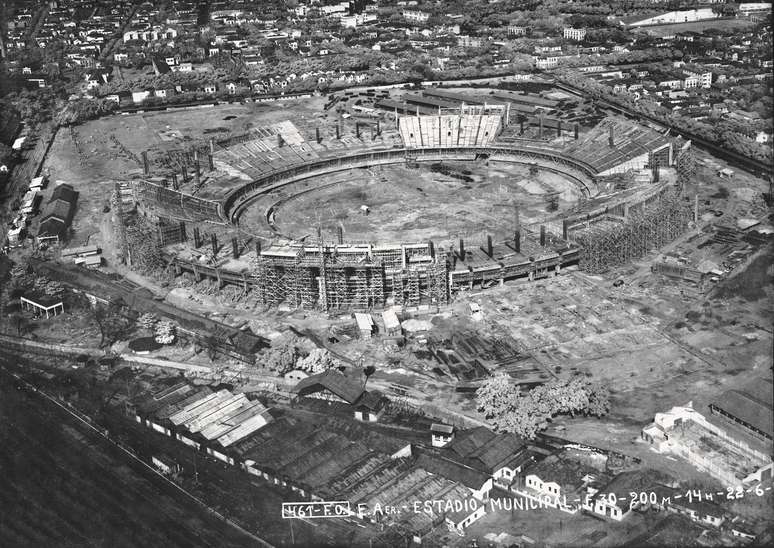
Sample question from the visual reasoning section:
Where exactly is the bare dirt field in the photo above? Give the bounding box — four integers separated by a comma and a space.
244, 160, 582, 244
636, 18, 757, 37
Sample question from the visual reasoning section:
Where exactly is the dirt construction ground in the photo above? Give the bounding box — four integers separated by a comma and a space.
242, 160, 583, 244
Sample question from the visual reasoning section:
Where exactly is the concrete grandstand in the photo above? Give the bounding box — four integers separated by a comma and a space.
130, 112, 687, 311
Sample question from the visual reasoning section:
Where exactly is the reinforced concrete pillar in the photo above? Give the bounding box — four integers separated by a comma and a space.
142, 151, 149, 176
181, 165, 187, 184
208, 153, 214, 171
694, 194, 699, 224
316, 127, 321, 143
336, 124, 340, 140
211, 234, 218, 256
574, 123, 579, 140
562, 219, 568, 240
179, 221, 186, 242
255, 240, 262, 257
514, 230, 520, 253
486, 234, 493, 257
376, 120, 381, 135
428, 240, 435, 259
337, 225, 344, 244
232, 237, 239, 259
193, 227, 201, 248
459, 238, 465, 261
557, 120, 562, 137
172, 173, 179, 190
194, 161, 200, 187
538, 117, 543, 139
209, 138, 215, 154
540, 225, 546, 247
356, 123, 360, 139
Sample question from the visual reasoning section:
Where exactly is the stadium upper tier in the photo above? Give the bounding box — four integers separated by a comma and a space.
561, 117, 674, 176
398, 114, 502, 148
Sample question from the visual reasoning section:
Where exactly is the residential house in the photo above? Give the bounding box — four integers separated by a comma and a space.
431, 424, 455, 447
563, 27, 586, 41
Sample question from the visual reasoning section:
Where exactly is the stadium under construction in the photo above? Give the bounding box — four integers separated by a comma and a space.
129, 108, 695, 311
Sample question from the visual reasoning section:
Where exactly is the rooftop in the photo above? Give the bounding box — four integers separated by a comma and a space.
294, 369, 365, 405
710, 377, 773, 438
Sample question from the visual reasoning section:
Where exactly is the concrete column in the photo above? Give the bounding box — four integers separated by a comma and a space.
459, 239, 465, 262
208, 153, 214, 171
142, 151, 149, 176
514, 230, 520, 253
694, 194, 699, 224
255, 240, 262, 257
336, 124, 340, 140
540, 225, 546, 247
232, 237, 239, 259
211, 234, 218, 256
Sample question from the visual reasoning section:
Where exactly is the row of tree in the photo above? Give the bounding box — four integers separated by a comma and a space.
476, 375, 610, 439
264, 334, 339, 375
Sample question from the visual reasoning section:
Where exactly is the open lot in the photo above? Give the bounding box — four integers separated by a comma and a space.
636, 18, 757, 37
244, 160, 582, 244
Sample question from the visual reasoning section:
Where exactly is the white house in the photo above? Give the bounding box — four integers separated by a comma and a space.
131, 90, 150, 104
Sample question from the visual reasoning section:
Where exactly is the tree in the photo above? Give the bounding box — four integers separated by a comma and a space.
264, 336, 300, 374
93, 303, 134, 349
363, 365, 376, 390
154, 320, 176, 345
203, 334, 219, 362
476, 374, 521, 420
9, 312, 30, 337
476, 376, 612, 439
138, 312, 158, 331
296, 348, 337, 374
585, 383, 611, 417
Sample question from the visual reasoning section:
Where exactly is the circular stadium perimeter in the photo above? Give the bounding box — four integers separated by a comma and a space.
223, 145, 599, 243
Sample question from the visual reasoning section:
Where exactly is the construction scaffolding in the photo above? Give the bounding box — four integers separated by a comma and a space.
675, 141, 697, 192
249, 242, 449, 310
571, 190, 692, 274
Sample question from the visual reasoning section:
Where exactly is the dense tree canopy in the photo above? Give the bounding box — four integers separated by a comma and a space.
476, 375, 611, 439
